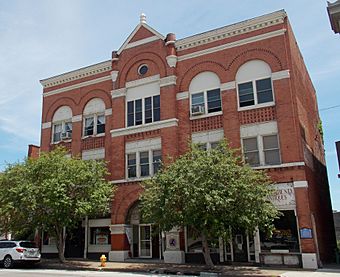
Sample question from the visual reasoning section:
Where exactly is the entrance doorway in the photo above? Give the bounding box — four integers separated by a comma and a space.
232, 233, 248, 262
139, 224, 152, 258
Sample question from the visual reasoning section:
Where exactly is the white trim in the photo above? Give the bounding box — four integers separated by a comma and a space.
160, 75, 177, 87
190, 111, 223, 121
294, 180, 308, 188
177, 29, 286, 62
166, 55, 177, 68
105, 108, 112, 116
82, 148, 105, 160
111, 88, 127, 99
40, 60, 112, 88
117, 23, 165, 55
42, 122, 51, 129
192, 129, 224, 144
221, 81, 236, 91
272, 69, 290, 81
253, 162, 305, 170
111, 71, 119, 82
72, 115, 82, 122
125, 35, 160, 50
238, 102, 275, 112
43, 75, 112, 97
126, 137, 161, 152
175, 10, 286, 51
176, 91, 189, 100
111, 118, 178, 137
110, 178, 149, 184
126, 74, 160, 88
109, 224, 128, 235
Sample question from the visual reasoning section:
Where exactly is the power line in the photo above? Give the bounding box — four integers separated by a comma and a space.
319, 104, 340, 112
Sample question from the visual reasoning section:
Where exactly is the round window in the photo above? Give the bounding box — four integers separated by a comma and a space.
138, 64, 148, 75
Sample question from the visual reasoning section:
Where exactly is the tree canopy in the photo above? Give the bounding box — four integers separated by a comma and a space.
140, 142, 278, 266
0, 147, 113, 262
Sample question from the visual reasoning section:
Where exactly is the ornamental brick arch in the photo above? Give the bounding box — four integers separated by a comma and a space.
227, 48, 284, 80
178, 61, 227, 92
77, 89, 112, 115
44, 97, 76, 123
116, 52, 167, 88
111, 184, 144, 224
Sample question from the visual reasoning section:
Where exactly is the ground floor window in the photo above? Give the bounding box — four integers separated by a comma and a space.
90, 227, 111, 245
260, 210, 299, 252
186, 226, 219, 253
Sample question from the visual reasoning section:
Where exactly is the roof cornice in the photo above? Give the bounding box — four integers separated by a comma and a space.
175, 10, 287, 51
40, 60, 112, 88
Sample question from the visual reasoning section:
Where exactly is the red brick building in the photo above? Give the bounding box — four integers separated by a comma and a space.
36, 11, 336, 268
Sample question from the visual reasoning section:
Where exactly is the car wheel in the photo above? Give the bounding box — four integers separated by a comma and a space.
3, 255, 13, 269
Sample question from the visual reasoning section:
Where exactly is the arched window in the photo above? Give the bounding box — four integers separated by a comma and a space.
189, 72, 222, 116
236, 60, 274, 108
52, 106, 72, 143
83, 98, 106, 137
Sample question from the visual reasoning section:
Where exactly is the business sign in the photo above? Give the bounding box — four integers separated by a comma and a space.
300, 228, 313, 239
268, 183, 296, 209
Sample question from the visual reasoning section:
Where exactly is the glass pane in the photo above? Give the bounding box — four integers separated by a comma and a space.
256, 78, 273, 104
97, 115, 105, 134
53, 123, 62, 142
140, 151, 149, 163
140, 151, 149, 177
153, 95, 160, 108
140, 226, 151, 240
263, 135, 279, 150
210, 142, 219, 149
128, 153, 136, 178
65, 122, 72, 132
243, 138, 258, 152
264, 149, 281, 165
145, 97, 152, 124
135, 99, 142, 125
238, 82, 254, 107
153, 150, 162, 174
192, 92, 204, 105
127, 101, 134, 127
85, 117, 94, 136
140, 241, 151, 256
207, 89, 221, 113
128, 153, 136, 165
245, 152, 260, 166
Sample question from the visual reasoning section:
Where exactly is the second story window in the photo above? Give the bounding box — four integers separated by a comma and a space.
84, 114, 105, 136
127, 95, 160, 127
242, 134, 281, 167
127, 149, 162, 179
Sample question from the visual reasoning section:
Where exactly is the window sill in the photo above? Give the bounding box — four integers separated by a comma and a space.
111, 176, 152, 184
51, 139, 72, 145
238, 102, 275, 112
190, 111, 223, 121
251, 162, 305, 170
82, 133, 105, 140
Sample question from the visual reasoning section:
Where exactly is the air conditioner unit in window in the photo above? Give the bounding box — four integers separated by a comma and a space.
191, 105, 205, 116
61, 132, 72, 140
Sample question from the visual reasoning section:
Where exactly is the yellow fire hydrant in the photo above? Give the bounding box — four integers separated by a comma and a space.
100, 254, 107, 267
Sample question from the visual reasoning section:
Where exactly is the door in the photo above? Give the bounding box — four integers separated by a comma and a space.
232, 233, 248, 262
139, 224, 152, 258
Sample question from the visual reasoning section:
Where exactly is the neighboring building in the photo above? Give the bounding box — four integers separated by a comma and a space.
334, 211, 340, 242
35, 11, 336, 268
327, 1, 340, 34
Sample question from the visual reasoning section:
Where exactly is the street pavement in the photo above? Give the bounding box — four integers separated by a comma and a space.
0, 269, 192, 277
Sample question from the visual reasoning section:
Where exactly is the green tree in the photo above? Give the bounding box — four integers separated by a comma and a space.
140, 142, 278, 267
0, 147, 113, 262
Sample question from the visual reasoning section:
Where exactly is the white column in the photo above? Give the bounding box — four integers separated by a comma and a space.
254, 227, 261, 263
83, 216, 88, 259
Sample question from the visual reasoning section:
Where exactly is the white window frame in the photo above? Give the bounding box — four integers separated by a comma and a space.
237, 77, 275, 111
190, 87, 222, 117
126, 149, 161, 179
126, 95, 160, 128
83, 113, 105, 138
51, 120, 72, 143
241, 134, 281, 167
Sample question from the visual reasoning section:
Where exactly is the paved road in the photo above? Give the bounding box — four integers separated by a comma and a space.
281, 268, 340, 277
0, 269, 189, 277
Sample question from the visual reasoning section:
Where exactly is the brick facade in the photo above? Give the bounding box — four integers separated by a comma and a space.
36, 11, 336, 267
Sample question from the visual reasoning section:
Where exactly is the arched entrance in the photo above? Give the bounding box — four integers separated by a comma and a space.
126, 201, 162, 259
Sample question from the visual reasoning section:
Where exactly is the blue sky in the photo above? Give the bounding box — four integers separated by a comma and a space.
0, 0, 339, 209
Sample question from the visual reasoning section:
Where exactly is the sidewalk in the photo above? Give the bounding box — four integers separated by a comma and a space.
36, 259, 305, 276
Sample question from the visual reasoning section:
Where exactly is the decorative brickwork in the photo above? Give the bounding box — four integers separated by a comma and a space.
81, 136, 105, 150
50, 141, 72, 151
125, 129, 161, 142
191, 115, 223, 133
239, 106, 276, 125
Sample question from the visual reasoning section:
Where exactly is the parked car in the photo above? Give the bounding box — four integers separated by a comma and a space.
0, 240, 41, 268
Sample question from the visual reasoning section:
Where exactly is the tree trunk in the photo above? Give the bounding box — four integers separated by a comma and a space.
55, 227, 66, 263
202, 233, 214, 268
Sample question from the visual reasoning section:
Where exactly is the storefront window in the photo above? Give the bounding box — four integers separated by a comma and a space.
90, 227, 111, 245
260, 210, 299, 252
